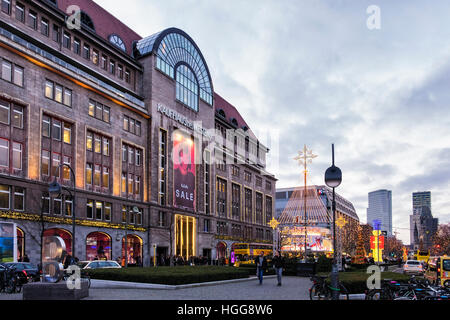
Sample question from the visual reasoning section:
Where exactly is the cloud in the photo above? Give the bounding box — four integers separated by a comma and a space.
94, 0, 450, 244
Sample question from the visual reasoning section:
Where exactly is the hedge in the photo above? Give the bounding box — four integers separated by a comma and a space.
86, 266, 250, 285
237, 263, 276, 276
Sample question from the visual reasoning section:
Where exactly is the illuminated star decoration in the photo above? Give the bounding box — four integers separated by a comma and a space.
294, 145, 318, 172
268, 217, 280, 230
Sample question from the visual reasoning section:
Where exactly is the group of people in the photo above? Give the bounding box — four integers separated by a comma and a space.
163, 255, 212, 266
255, 251, 285, 286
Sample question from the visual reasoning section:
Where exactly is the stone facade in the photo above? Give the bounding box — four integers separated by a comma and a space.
0, 0, 276, 267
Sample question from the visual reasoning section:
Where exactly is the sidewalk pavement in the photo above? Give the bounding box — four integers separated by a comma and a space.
90, 275, 278, 290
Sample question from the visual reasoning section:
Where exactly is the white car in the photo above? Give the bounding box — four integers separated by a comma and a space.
403, 260, 424, 274
78, 260, 122, 270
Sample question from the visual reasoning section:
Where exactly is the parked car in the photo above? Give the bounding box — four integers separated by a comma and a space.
403, 260, 424, 274
0, 262, 40, 282
78, 260, 122, 270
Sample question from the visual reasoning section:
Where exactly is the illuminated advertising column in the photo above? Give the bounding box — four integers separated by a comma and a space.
0, 222, 17, 263
173, 131, 196, 211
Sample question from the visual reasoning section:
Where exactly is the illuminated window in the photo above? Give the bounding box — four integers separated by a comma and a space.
63, 123, 71, 144
86, 163, 92, 185
86, 132, 93, 150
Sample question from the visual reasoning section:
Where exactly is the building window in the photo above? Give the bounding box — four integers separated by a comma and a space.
158, 211, 166, 227
44, 80, 72, 107
176, 64, 198, 111
1, 0, 11, 14
62, 156, 71, 180
52, 119, 61, 141
102, 166, 109, 189
86, 132, 93, 151
95, 201, 102, 220
256, 192, 263, 224
92, 49, 99, 65
83, 44, 90, 60
12, 142, 22, 170
256, 176, 262, 188
63, 123, 71, 144
52, 24, 60, 43
41, 150, 50, 176
204, 150, 210, 214
93, 164, 101, 186
86, 163, 92, 185
28, 10, 37, 29
63, 32, 71, 49
101, 55, 107, 70
265, 196, 273, 224
118, 64, 123, 79
0, 100, 9, 125
88, 100, 110, 123
232, 184, 241, 220
159, 129, 167, 205
0, 184, 10, 209
1, 60, 23, 87
0, 139, 9, 167
265, 181, 272, 191
15, 2, 24, 22
232, 165, 240, 177
244, 171, 252, 183
216, 178, 227, 218
73, 38, 80, 55
12, 105, 23, 129
86, 200, 93, 219
245, 188, 252, 223
123, 115, 140, 136
104, 202, 111, 221
204, 219, 210, 233
86, 200, 110, 221
1, 60, 11, 83
41, 17, 49, 36
125, 69, 130, 83
109, 60, 115, 74
135, 149, 141, 166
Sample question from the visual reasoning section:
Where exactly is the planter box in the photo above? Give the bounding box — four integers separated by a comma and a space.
22, 280, 89, 300
296, 262, 316, 277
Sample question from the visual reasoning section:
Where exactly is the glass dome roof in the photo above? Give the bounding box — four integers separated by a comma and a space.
134, 28, 213, 106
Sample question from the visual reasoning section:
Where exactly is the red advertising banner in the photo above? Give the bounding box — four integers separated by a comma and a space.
173, 132, 196, 210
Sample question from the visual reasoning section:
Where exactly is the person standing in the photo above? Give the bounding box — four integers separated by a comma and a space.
272, 251, 284, 286
255, 252, 268, 285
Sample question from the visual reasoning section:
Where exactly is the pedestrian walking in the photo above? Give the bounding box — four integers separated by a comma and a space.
272, 251, 284, 286
255, 252, 268, 285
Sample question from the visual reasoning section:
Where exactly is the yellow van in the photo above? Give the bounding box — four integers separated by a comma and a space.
424, 256, 450, 287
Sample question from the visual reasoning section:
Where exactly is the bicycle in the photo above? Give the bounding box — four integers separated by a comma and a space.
1, 266, 23, 294
309, 275, 349, 300
365, 279, 403, 300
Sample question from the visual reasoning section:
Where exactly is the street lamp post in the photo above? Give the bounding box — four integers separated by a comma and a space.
324, 144, 342, 301
48, 164, 76, 258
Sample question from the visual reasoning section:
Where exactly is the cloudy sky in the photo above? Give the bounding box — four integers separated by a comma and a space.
96, 0, 450, 244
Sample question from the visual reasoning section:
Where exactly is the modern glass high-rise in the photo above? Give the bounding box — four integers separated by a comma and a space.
412, 191, 431, 212
367, 189, 392, 236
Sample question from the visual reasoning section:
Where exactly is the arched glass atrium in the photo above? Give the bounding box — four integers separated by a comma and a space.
135, 28, 213, 111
